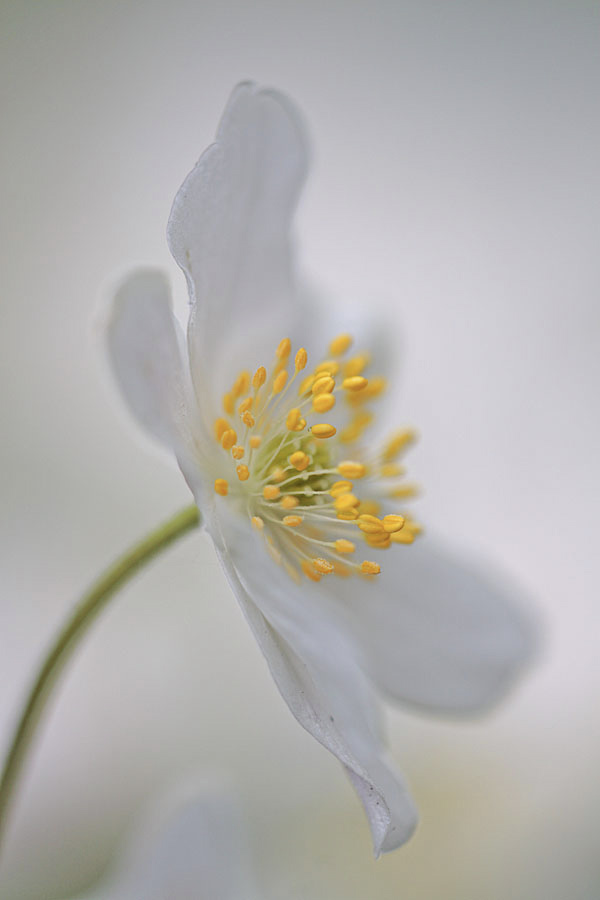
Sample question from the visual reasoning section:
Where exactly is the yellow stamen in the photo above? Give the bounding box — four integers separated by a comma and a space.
249, 435, 262, 449
334, 493, 360, 511
214, 417, 229, 441
263, 485, 281, 500
330, 480, 353, 497
311, 375, 335, 395
221, 429, 237, 450
301, 559, 321, 582
276, 338, 291, 360
343, 353, 370, 377
337, 508, 359, 521
311, 423, 337, 438
236, 464, 250, 481
252, 366, 267, 390
358, 499, 381, 517
382, 429, 417, 461
337, 461, 367, 479
298, 374, 315, 395
360, 560, 381, 575
223, 392, 235, 415
335, 539, 355, 554
214, 479, 228, 496
383, 514, 405, 534
286, 408, 302, 431
312, 393, 336, 413
313, 557, 334, 575
357, 514, 385, 534
231, 445, 244, 460
242, 411, 255, 428
233, 371, 250, 398
314, 359, 340, 375
251, 516, 264, 530
283, 515, 303, 527
329, 333, 353, 356
342, 376, 368, 392
289, 451, 310, 471
273, 370, 288, 394
238, 396, 253, 414
295, 348, 308, 371
281, 495, 299, 510
365, 532, 392, 547
380, 463, 405, 478
347, 376, 386, 404
271, 467, 286, 482
390, 530, 416, 545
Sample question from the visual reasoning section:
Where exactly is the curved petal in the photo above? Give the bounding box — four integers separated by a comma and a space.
167, 82, 309, 402
106, 269, 210, 503
342, 537, 538, 715
80, 782, 256, 900
207, 503, 418, 855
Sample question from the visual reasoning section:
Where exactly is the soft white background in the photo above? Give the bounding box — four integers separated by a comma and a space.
1, 1, 598, 898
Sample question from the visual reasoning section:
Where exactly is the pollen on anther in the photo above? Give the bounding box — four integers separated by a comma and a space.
295, 348, 308, 371
311, 423, 337, 439
342, 376, 368, 392
329, 333, 353, 356
280, 495, 299, 509
276, 337, 292, 360
329, 480, 353, 497
273, 370, 288, 394
335, 539, 355, 554
312, 393, 336, 413
251, 516, 264, 530
221, 429, 237, 450
289, 451, 310, 471
312, 558, 334, 575
312, 375, 335, 396
283, 515, 303, 527
231, 445, 244, 460
337, 461, 367, 479
252, 366, 267, 390
242, 411, 255, 427
383, 514, 405, 533
214, 479, 228, 496
360, 560, 381, 575
301, 559, 321, 582
236, 464, 250, 481
263, 485, 281, 500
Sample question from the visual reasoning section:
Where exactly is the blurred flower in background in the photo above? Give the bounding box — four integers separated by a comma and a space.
1, 2, 598, 899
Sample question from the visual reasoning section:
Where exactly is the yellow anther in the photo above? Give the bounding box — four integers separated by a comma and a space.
334, 493, 360, 511
366, 533, 391, 549
280, 495, 299, 509
233, 371, 250, 398
342, 376, 368, 392
222, 392, 235, 415
311, 423, 337, 439
337, 508, 359, 521
380, 463, 405, 478
214, 479, 228, 496
276, 337, 292, 360
329, 333, 353, 356
283, 515, 303, 527
301, 559, 321, 582
337, 461, 367, 479
214, 417, 229, 441
297, 417, 307, 430
238, 396, 253, 414
221, 428, 237, 450
383, 514, 405, 534
311, 375, 335, 395
295, 348, 308, 371
382, 429, 417, 461
312, 557, 334, 575
271, 467, 286, 482
273, 370, 288, 394
390, 529, 416, 545
263, 485, 281, 500
286, 407, 302, 431
298, 374, 315, 395
312, 393, 336, 413
348, 376, 386, 404
335, 539, 355, 554
358, 500, 381, 517
242, 410, 255, 428
360, 560, 381, 575
236, 464, 250, 481
289, 451, 310, 471
231, 445, 244, 460
252, 366, 267, 390
249, 435, 262, 449
251, 516, 264, 530
314, 359, 340, 376
357, 514, 385, 534
330, 480, 353, 497
343, 353, 370, 377
388, 484, 419, 499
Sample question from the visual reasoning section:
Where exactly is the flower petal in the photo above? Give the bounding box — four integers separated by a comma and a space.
208, 504, 418, 855
343, 537, 538, 714
167, 83, 309, 394
79, 782, 256, 900
107, 269, 210, 501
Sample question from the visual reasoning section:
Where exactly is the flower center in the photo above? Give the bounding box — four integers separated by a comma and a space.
212, 334, 421, 582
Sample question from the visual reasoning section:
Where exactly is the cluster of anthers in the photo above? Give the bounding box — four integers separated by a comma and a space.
212, 334, 421, 583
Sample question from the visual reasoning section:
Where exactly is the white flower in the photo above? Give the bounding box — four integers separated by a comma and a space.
72, 782, 258, 900
106, 83, 535, 854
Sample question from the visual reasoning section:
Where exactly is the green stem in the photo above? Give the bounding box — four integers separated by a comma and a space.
0, 504, 200, 856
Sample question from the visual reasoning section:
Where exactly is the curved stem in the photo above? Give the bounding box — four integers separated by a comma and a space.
0, 504, 200, 856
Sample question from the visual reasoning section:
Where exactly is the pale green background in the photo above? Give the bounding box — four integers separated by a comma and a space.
1, 1, 598, 898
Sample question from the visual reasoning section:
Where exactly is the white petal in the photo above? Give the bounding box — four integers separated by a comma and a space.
80, 782, 256, 900
107, 269, 212, 498
167, 83, 309, 396
208, 505, 418, 855
343, 537, 538, 714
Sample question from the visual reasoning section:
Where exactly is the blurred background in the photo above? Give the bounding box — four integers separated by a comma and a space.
1, 1, 598, 897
